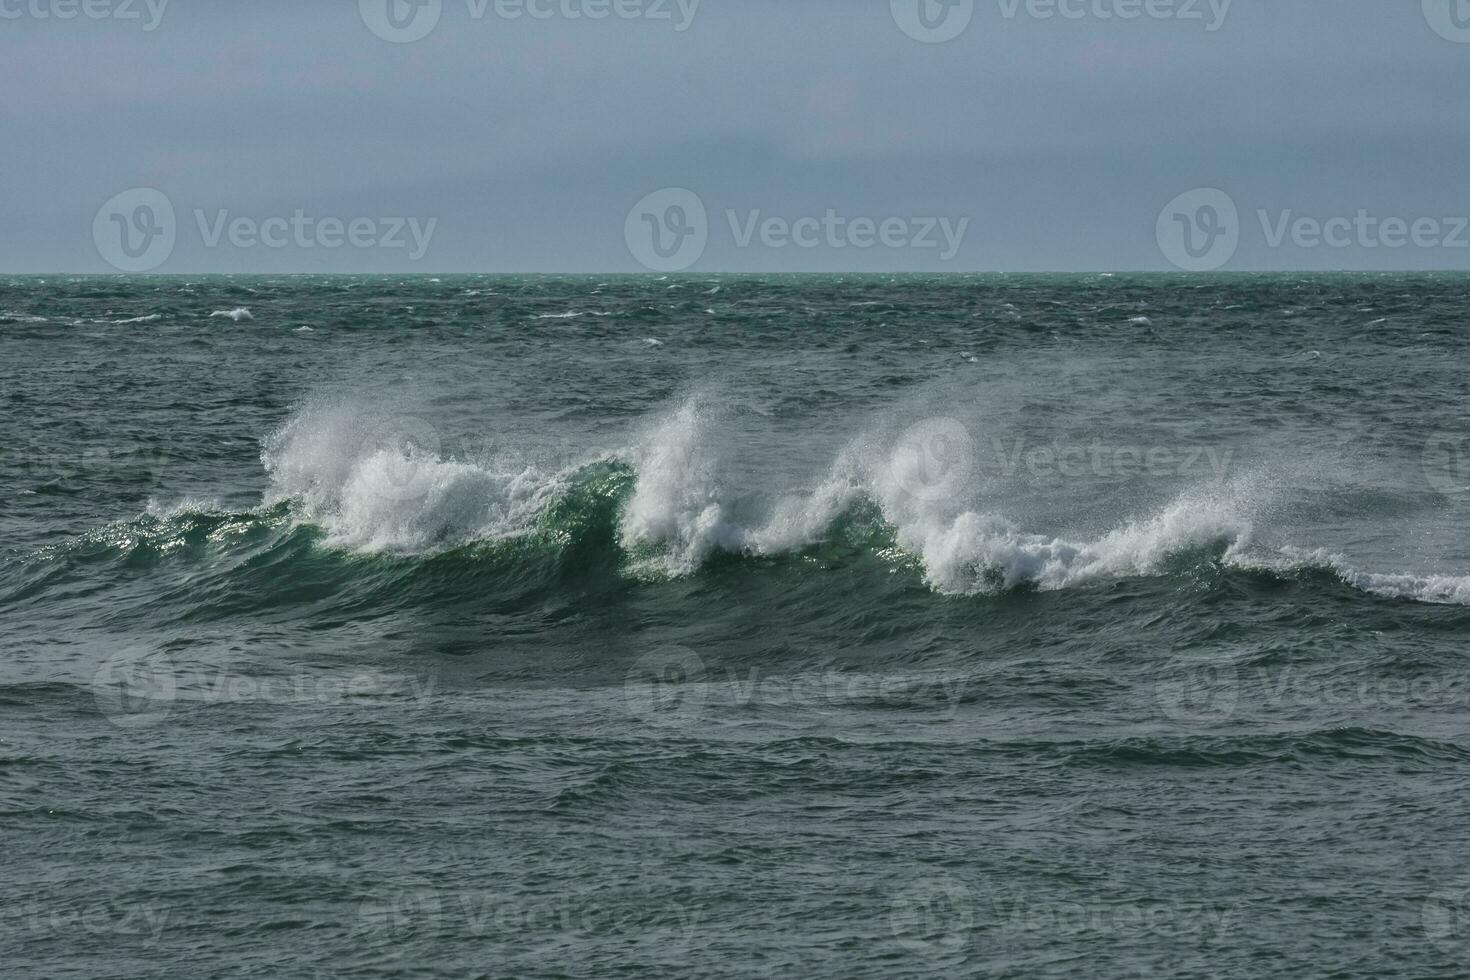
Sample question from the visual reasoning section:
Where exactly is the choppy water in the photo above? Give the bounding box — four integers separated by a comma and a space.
6, 273, 1470, 978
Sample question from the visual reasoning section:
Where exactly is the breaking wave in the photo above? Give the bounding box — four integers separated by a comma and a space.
235, 396, 1470, 606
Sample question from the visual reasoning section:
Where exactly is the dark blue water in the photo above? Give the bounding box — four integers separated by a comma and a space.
6, 273, 1470, 978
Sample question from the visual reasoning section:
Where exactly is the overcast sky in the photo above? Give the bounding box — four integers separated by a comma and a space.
4, 0, 1469, 272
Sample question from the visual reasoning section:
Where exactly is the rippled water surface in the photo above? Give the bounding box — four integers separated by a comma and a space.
5, 273, 1470, 978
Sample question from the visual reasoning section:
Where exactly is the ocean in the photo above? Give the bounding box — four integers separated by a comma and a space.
5, 272, 1470, 978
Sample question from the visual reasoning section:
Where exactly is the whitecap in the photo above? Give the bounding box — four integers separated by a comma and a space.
255, 395, 1470, 607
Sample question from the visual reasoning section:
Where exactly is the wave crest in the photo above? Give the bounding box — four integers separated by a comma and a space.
248, 397, 1470, 605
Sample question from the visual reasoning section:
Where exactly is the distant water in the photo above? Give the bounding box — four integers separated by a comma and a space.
6, 273, 1470, 978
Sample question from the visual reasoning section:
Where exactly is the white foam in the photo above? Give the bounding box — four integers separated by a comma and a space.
617, 400, 745, 575
262, 404, 571, 554
145, 496, 225, 520
256, 395, 1470, 605
611, 400, 1259, 593
1229, 546, 1470, 606
854, 428, 1258, 595
1342, 568, 1470, 604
